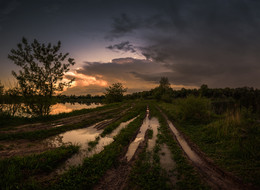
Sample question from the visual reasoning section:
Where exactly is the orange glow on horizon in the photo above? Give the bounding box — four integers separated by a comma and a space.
62, 71, 108, 92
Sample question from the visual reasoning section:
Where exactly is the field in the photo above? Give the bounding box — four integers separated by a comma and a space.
0, 99, 259, 190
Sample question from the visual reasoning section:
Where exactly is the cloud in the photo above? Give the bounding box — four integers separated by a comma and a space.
106, 41, 136, 53
64, 57, 177, 94
107, 0, 260, 88
65, 71, 108, 88
0, 0, 20, 30
106, 13, 141, 39
62, 84, 106, 96
0, 0, 20, 15
64, 57, 201, 95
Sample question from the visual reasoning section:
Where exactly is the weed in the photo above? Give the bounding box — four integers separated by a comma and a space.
150, 104, 209, 190
0, 145, 79, 189
158, 101, 260, 187
49, 108, 146, 189
147, 129, 153, 139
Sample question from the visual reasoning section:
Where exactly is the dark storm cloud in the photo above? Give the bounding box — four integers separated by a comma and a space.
0, 0, 20, 30
106, 41, 136, 53
79, 57, 166, 80
108, 0, 260, 88
76, 57, 170, 86
0, 0, 20, 15
107, 13, 141, 39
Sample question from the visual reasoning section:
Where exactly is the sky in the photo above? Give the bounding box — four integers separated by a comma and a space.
1, 0, 260, 95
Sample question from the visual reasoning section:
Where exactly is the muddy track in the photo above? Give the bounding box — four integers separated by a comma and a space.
0, 104, 128, 134
93, 125, 149, 190
158, 107, 256, 190
0, 106, 132, 158
94, 107, 131, 130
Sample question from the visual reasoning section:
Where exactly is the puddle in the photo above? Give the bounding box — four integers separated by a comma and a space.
159, 144, 176, 171
164, 114, 244, 189
166, 119, 203, 165
159, 144, 177, 186
147, 117, 159, 151
125, 108, 150, 161
45, 117, 137, 173
87, 117, 137, 157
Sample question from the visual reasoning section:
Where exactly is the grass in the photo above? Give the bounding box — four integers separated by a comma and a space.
128, 151, 172, 190
88, 136, 100, 148
127, 130, 172, 190
86, 103, 144, 150
48, 108, 146, 189
0, 104, 128, 141
0, 145, 79, 190
149, 104, 209, 190
147, 129, 153, 139
159, 100, 260, 187
0, 102, 126, 129
127, 102, 208, 190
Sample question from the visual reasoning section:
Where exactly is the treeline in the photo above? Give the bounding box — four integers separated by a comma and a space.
126, 81, 260, 115
57, 94, 105, 103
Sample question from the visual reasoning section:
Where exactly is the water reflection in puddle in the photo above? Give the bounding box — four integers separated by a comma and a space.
159, 144, 176, 170
159, 143, 177, 186
45, 117, 137, 173
125, 108, 150, 162
0, 103, 102, 117
166, 119, 203, 165
147, 117, 159, 152
50, 103, 102, 115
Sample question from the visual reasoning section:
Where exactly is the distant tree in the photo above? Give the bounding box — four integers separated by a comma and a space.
153, 77, 173, 102
8, 37, 75, 98
200, 84, 209, 97
104, 83, 127, 103
159, 77, 171, 89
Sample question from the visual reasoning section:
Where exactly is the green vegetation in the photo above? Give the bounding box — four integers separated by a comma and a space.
88, 136, 100, 149
0, 145, 79, 190
150, 104, 208, 189
147, 129, 153, 139
104, 82, 127, 103
8, 38, 75, 116
101, 103, 143, 137
87, 103, 144, 151
128, 147, 172, 190
0, 102, 125, 129
50, 110, 146, 189
1, 70, 260, 189
159, 99, 260, 187
0, 103, 128, 141
127, 103, 208, 190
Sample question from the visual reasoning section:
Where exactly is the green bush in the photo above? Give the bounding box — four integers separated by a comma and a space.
178, 95, 211, 123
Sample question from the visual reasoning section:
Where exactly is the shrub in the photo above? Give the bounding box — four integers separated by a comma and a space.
179, 95, 211, 123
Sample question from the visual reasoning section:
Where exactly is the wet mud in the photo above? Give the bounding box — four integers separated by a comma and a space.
159, 108, 255, 190
0, 104, 128, 134
125, 110, 150, 162
46, 117, 137, 173
159, 143, 177, 186
147, 117, 159, 152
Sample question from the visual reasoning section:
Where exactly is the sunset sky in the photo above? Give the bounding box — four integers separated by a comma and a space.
1, 0, 260, 95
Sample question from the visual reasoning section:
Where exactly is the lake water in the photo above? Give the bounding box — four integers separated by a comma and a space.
49, 103, 102, 115
0, 102, 102, 117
